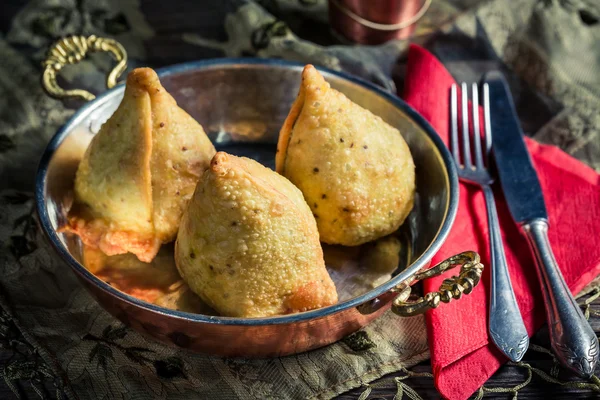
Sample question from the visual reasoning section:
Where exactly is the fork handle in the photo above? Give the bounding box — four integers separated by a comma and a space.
523, 218, 599, 377
483, 185, 529, 362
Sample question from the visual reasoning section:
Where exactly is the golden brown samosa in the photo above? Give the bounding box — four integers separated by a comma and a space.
88, 244, 183, 304
85, 244, 215, 314
175, 152, 337, 318
276, 65, 415, 246
65, 68, 216, 262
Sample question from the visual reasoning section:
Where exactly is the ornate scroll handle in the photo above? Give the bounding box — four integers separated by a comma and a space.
392, 251, 484, 317
42, 35, 128, 101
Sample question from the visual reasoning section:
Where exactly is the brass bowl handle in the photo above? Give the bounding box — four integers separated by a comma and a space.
42, 35, 128, 101
392, 251, 484, 317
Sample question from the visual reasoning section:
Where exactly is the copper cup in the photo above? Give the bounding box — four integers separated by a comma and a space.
329, 0, 431, 45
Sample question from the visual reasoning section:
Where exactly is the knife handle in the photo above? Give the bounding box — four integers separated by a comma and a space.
483, 186, 529, 362
523, 218, 599, 377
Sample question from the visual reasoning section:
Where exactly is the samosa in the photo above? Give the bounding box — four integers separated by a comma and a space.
65, 68, 216, 262
276, 65, 415, 246
175, 152, 338, 318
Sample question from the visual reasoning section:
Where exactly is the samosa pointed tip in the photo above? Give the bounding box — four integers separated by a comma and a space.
301, 64, 329, 93
127, 67, 162, 93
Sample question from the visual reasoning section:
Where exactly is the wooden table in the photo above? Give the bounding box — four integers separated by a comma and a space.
341, 298, 600, 399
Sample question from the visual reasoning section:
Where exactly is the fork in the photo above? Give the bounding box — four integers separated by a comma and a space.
450, 82, 529, 362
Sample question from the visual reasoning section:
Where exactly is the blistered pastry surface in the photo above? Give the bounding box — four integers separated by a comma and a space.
277, 65, 416, 246
176, 152, 338, 318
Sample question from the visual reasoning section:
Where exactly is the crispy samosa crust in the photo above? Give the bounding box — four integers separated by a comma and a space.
276, 65, 415, 246
64, 68, 216, 262
175, 152, 338, 317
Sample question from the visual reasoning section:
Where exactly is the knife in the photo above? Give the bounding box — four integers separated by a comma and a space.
485, 71, 599, 377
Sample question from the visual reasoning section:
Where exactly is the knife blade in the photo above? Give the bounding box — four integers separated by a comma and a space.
486, 70, 599, 378
485, 72, 546, 224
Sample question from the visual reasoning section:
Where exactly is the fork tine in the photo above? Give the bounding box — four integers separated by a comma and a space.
471, 83, 484, 168
450, 84, 460, 165
483, 83, 493, 160
460, 82, 472, 168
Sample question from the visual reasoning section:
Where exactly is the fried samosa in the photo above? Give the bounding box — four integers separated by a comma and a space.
87, 244, 183, 304
276, 65, 415, 246
65, 68, 216, 262
175, 152, 338, 317
85, 244, 215, 314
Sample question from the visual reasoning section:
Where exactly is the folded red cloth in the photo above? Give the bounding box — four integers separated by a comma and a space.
402, 44, 600, 400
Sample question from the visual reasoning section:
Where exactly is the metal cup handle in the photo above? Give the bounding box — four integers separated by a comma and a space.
392, 251, 484, 317
42, 35, 128, 101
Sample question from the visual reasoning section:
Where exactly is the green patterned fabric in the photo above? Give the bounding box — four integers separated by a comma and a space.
1, 0, 599, 398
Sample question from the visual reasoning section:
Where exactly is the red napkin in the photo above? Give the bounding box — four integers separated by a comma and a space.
402, 44, 600, 400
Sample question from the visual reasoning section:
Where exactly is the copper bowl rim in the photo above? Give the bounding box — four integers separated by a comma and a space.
35, 58, 458, 326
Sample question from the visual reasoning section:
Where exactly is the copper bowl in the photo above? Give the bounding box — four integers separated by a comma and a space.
35, 41, 480, 357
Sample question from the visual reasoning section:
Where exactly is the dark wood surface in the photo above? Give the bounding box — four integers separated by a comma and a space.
2, 1, 600, 399
341, 302, 600, 399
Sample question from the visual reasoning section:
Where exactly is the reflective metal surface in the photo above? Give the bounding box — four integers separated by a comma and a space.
36, 59, 460, 356
391, 251, 483, 317
487, 71, 599, 376
328, 0, 430, 44
450, 83, 528, 362
486, 71, 547, 223
523, 220, 599, 377
43, 35, 127, 101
